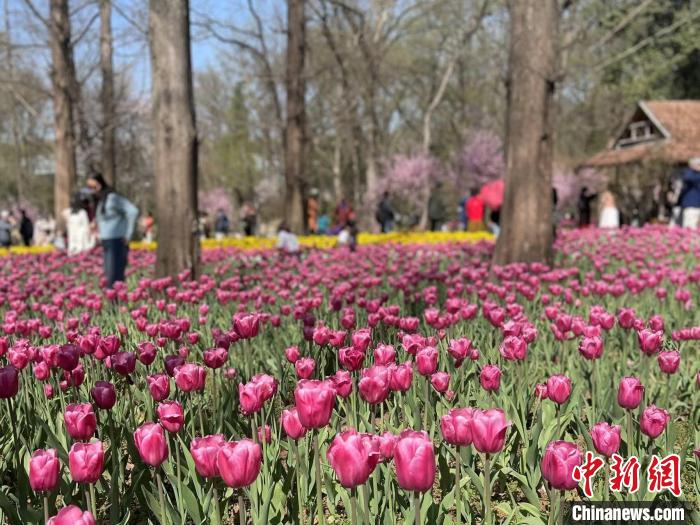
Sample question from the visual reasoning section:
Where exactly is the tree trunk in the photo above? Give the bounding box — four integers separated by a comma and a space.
284, 0, 306, 233
100, 0, 116, 187
493, 0, 558, 265
49, 0, 78, 229
149, 0, 199, 278
5, 0, 25, 202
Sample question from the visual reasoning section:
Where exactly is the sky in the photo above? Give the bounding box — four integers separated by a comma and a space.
3, 0, 284, 98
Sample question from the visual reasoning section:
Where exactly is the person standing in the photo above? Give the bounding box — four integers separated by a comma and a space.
679, 157, 700, 228
63, 194, 94, 255
87, 173, 139, 287
276, 222, 301, 256
598, 191, 620, 229
307, 189, 319, 234
214, 208, 230, 239
577, 187, 597, 227
18, 210, 33, 246
466, 188, 486, 232
376, 191, 395, 233
242, 202, 257, 236
0, 211, 12, 248
427, 182, 445, 231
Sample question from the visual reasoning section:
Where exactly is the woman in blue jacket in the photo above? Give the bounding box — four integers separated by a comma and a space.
87, 174, 139, 287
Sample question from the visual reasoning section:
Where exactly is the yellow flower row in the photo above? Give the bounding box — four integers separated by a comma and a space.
0, 231, 493, 256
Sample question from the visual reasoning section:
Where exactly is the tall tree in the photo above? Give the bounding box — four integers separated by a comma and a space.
48, 0, 78, 226
284, 0, 307, 233
149, 0, 199, 277
100, 0, 116, 186
493, 0, 558, 265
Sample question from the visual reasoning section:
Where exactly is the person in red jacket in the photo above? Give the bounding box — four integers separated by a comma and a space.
466, 189, 485, 231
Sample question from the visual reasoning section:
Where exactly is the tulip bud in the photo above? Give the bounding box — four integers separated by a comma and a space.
479, 365, 501, 392
541, 440, 581, 490
217, 439, 262, 488
190, 434, 225, 478
29, 448, 60, 492
617, 376, 644, 410
441, 407, 475, 447
280, 407, 307, 440
46, 505, 95, 525
294, 379, 335, 429
393, 430, 435, 493
589, 422, 621, 458
64, 404, 97, 441
157, 401, 184, 433
640, 405, 670, 439
69, 441, 104, 484
90, 381, 116, 410
134, 422, 169, 467
546, 375, 572, 405
326, 430, 381, 488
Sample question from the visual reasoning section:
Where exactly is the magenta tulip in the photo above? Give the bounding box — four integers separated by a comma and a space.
295, 357, 315, 379
46, 506, 95, 525
147, 374, 170, 401
431, 371, 450, 393
578, 336, 603, 360
415, 346, 438, 376
640, 405, 670, 439
69, 441, 104, 484
285, 346, 301, 363
358, 365, 390, 404
281, 407, 307, 440
471, 408, 510, 454
541, 440, 581, 490
393, 430, 435, 492
388, 362, 413, 392
590, 422, 621, 457
546, 375, 572, 404
64, 404, 97, 441
332, 370, 353, 398
134, 422, 169, 467
29, 448, 60, 492
657, 351, 680, 374
157, 401, 184, 433
217, 439, 262, 488
203, 347, 228, 369
294, 379, 335, 429
441, 407, 475, 447
190, 434, 225, 478
326, 430, 381, 488
480, 365, 501, 392
174, 363, 206, 392
617, 377, 644, 410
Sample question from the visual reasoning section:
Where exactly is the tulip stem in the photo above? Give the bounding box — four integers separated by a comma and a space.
555, 405, 561, 440
212, 484, 221, 525
84, 486, 91, 519
455, 448, 461, 525
413, 491, 421, 525
175, 436, 184, 523
350, 488, 358, 525
89, 483, 97, 520
362, 483, 370, 525
156, 471, 167, 525
238, 492, 246, 525
603, 458, 609, 502
483, 454, 492, 525
293, 440, 304, 525
108, 413, 120, 524
43, 495, 49, 524
626, 410, 634, 457
313, 434, 326, 525
423, 378, 430, 432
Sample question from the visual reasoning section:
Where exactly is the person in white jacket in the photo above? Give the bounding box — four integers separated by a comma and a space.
598, 191, 620, 229
63, 194, 94, 255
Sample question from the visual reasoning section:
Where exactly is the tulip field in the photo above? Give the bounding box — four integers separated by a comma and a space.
0, 226, 699, 525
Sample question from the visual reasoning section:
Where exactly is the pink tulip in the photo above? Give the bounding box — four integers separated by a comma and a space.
190, 434, 225, 478
415, 346, 438, 376
326, 430, 381, 487
46, 506, 95, 525
69, 441, 104, 484
29, 448, 60, 492
479, 365, 501, 392
637, 329, 663, 355
379, 431, 398, 460
147, 374, 170, 401
331, 370, 353, 398
217, 439, 262, 488
393, 430, 435, 492
295, 357, 316, 379
339, 346, 365, 371
430, 371, 450, 393
441, 407, 475, 447
157, 401, 184, 433
657, 351, 680, 374
447, 338, 471, 361
295, 379, 336, 429
541, 440, 581, 490
285, 346, 301, 363
134, 422, 169, 467
374, 344, 396, 365
640, 405, 670, 439
358, 365, 390, 404
203, 347, 228, 369
281, 407, 307, 440
257, 425, 272, 444
64, 404, 97, 441
471, 408, 510, 454
174, 363, 207, 392
233, 313, 260, 339
388, 362, 413, 392
351, 328, 372, 352
546, 375, 572, 405
590, 422, 621, 457
498, 336, 527, 361
617, 377, 644, 410
578, 336, 603, 360
535, 383, 548, 399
